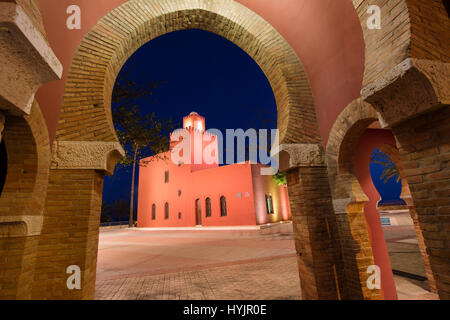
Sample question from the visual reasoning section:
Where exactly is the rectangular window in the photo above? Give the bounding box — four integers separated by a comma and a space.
164, 170, 169, 183
265, 194, 274, 214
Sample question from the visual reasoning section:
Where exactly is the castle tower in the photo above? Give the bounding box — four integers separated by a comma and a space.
170, 111, 219, 172
183, 111, 205, 133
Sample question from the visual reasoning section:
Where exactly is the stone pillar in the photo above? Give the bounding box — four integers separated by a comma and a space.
32, 141, 124, 299
280, 144, 345, 300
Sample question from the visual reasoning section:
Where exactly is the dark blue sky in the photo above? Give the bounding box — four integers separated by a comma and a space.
103, 29, 277, 209
369, 149, 404, 205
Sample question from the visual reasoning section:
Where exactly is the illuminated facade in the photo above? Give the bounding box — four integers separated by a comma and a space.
137, 112, 291, 227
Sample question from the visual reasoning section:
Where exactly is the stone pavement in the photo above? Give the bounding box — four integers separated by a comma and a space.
95, 256, 301, 300
95, 223, 438, 300
383, 225, 439, 300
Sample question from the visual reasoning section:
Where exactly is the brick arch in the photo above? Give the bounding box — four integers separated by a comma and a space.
325, 98, 381, 300
352, 0, 450, 126
326, 98, 378, 200
0, 100, 50, 220
56, 0, 319, 149
352, 1, 450, 299
0, 100, 51, 299
353, 0, 450, 86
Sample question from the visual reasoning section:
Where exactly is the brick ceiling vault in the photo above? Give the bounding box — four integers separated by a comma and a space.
56, 0, 321, 146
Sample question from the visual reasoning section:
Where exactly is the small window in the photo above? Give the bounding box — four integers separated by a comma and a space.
164, 170, 169, 183
205, 198, 212, 217
152, 204, 156, 220
265, 194, 274, 214
178, 190, 182, 197
165, 202, 169, 219
178, 212, 182, 219
220, 196, 227, 217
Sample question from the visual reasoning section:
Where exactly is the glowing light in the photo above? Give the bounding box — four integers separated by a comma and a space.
195, 121, 203, 131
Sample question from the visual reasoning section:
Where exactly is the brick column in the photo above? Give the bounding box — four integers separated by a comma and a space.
333, 195, 381, 300
281, 144, 345, 299
378, 143, 438, 293
32, 141, 124, 299
0, 103, 49, 299
392, 106, 450, 299
32, 169, 104, 299
408, 208, 438, 293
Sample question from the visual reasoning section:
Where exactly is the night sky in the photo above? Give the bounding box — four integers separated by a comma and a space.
102, 29, 401, 219
103, 29, 277, 210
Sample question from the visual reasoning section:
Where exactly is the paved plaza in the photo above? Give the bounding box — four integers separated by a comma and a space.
95, 223, 438, 300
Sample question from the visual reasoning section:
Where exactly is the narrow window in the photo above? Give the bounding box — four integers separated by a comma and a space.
265, 194, 274, 214
178, 212, 182, 219
152, 204, 156, 220
220, 196, 227, 217
164, 170, 169, 183
205, 198, 212, 217
165, 202, 169, 219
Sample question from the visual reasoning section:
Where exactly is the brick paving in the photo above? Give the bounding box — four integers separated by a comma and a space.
95, 225, 301, 300
95, 256, 301, 300
95, 224, 438, 300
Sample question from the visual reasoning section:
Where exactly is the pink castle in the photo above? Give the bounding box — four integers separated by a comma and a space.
137, 112, 291, 227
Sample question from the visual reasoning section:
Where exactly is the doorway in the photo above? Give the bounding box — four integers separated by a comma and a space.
195, 198, 202, 226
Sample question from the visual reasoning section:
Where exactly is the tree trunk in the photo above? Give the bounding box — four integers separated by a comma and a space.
129, 145, 138, 228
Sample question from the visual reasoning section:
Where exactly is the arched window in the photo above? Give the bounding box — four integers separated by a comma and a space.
205, 198, 212, 217
152, 204, 156, 220
165, 202, 169, 219
220, 196, 227, 217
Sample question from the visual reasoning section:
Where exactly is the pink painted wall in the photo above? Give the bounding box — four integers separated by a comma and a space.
354, 128, 399, 300
137, 156, 266, 227
34, 0, 364, 146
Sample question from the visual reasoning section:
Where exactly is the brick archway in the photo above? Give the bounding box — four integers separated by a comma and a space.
326, 98, 381, 299
0, 100, 51, 299
37, 0, 347, 300
353, 0, 450, 299
55, 0, 319, 148
353, 0, 450, 126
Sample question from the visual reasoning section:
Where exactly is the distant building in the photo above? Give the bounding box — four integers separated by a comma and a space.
137, 112, 291, 227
